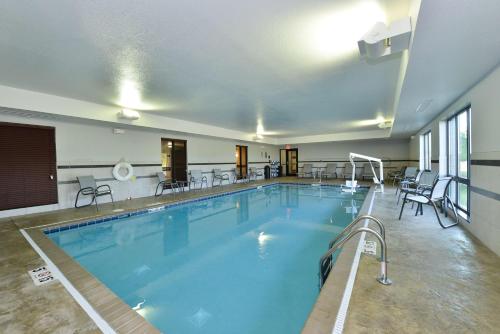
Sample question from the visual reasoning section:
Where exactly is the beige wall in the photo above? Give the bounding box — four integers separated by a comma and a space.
0, 113, 278, 217
285, 139, 411, 178
408, 64, 500, 255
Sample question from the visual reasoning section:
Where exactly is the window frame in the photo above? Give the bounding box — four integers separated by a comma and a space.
446, 105, 471, 217
421, 130, 432, 170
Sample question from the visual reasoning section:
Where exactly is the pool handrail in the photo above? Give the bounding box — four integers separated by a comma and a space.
319, 227, 392, 288
328, 215, 385, 249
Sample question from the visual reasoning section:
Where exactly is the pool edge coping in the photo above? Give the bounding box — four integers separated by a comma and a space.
301, 185, 377, 334
19, 179, 373, 334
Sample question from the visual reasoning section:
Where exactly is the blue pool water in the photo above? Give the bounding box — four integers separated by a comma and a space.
48, 184, 367, 334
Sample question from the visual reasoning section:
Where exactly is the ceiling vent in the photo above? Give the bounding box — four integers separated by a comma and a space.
358, 17, 411, 59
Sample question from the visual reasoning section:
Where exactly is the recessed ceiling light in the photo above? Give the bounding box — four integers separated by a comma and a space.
117, 108, 140, 120
416, 99, 433, 113
378, 120, 393, 129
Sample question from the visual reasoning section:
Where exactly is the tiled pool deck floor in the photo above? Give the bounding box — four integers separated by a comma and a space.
1, 178, 500, 333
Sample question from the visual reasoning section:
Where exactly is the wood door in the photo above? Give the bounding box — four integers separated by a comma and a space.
286, 149, 298, 176
172, 140, 187, 182
0, 122, 58, 210
236, 145, 248, 179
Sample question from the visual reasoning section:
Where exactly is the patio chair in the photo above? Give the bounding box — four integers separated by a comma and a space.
398, 176, 459, 229
232, 168, 249, 183
75, 175, 113, 210
397, 170, 438, 204
388, 166, 406, 186
361, 163, 376, 180
343, 164, 356, 180
323, 163, 337, 179
212, 168, 230, 186
155, 172, 180, 196
394, 167, 418, 194
189, 170, 208, 190
300, 164, 314, 178
249, 167, 263, 181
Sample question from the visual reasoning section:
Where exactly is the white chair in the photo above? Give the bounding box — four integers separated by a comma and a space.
323, 163, 338, 179
189, 170, 208, 190
75, 175, 113, 210
398, 176, 459, 229
249, 167, 263, 181
212, 168, 230, 186
300, 164, 314, 178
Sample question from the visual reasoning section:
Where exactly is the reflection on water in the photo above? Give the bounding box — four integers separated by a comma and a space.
49, 184, 368, 334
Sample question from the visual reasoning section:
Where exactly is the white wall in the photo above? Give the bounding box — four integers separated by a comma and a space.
286, 139, 411, 178
408, 64, 500, 255
0, 112, 278, 217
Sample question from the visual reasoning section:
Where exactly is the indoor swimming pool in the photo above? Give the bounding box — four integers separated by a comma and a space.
47, 184, 368, 334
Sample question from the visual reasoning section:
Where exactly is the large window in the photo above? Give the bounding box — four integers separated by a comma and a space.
420, 131, 432, 170
447, 106, 471, 217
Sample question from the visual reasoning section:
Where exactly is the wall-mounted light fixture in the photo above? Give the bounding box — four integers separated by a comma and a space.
117, 108, 140, 120
358, 17, 411, 59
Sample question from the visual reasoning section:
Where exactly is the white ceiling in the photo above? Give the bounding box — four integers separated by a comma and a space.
0, 0, 498, 142
392, 0, 500, 137
0, 0, 410, 140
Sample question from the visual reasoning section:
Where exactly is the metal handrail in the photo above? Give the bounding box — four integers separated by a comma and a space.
328, 215, 385, 249
319, 227, 392, 288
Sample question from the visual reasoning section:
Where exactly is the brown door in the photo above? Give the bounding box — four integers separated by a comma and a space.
172, 140, 187, 182
235, 145, 248, 179
286, 149, 298, 176
161, 138, 187, 182
0, 122, 58, 210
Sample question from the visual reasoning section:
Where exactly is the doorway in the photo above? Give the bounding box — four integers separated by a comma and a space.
161, 138, 187, 182
235, 145, 248, 179
0, 122, 58, 210
280, 148, 298, 176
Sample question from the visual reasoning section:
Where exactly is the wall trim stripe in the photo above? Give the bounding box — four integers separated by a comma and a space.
58, 163, 161, 169
470, 186, 500, 202
471, 160, 500, 167
298, 159, 417, 163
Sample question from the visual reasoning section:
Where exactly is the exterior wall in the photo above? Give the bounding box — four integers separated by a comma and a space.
0, 113, 278, 217
408, 64, 500, 255
285, 139, 411, 178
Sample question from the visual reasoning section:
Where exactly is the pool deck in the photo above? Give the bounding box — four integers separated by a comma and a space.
1, 178, 500, 333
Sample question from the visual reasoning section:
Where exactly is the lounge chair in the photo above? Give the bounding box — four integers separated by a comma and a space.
249, 167, 263, 181
212, 168, 230, 186
343, 164, 356, 180
155, 172, 180, 196
300, 164, 314, 178
397, 170, 438, 204
189, 170, 208, 190
232, 168, 248, 183
388, 166, 406, 186
398, 176, 459, 229
394, 166, 418, 188
322, 163, 337, 179
361, 163, 376, 180
74, 175, 113, 210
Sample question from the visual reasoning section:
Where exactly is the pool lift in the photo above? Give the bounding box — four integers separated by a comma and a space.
342, 152, 384, 193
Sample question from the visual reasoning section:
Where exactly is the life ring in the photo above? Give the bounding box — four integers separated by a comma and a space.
113, 162, 134, 181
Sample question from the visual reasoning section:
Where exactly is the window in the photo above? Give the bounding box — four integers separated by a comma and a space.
447, 106, 471, 217
420, 131, 432, 170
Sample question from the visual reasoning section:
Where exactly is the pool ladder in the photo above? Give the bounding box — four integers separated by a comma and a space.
319, 215, 392, 289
